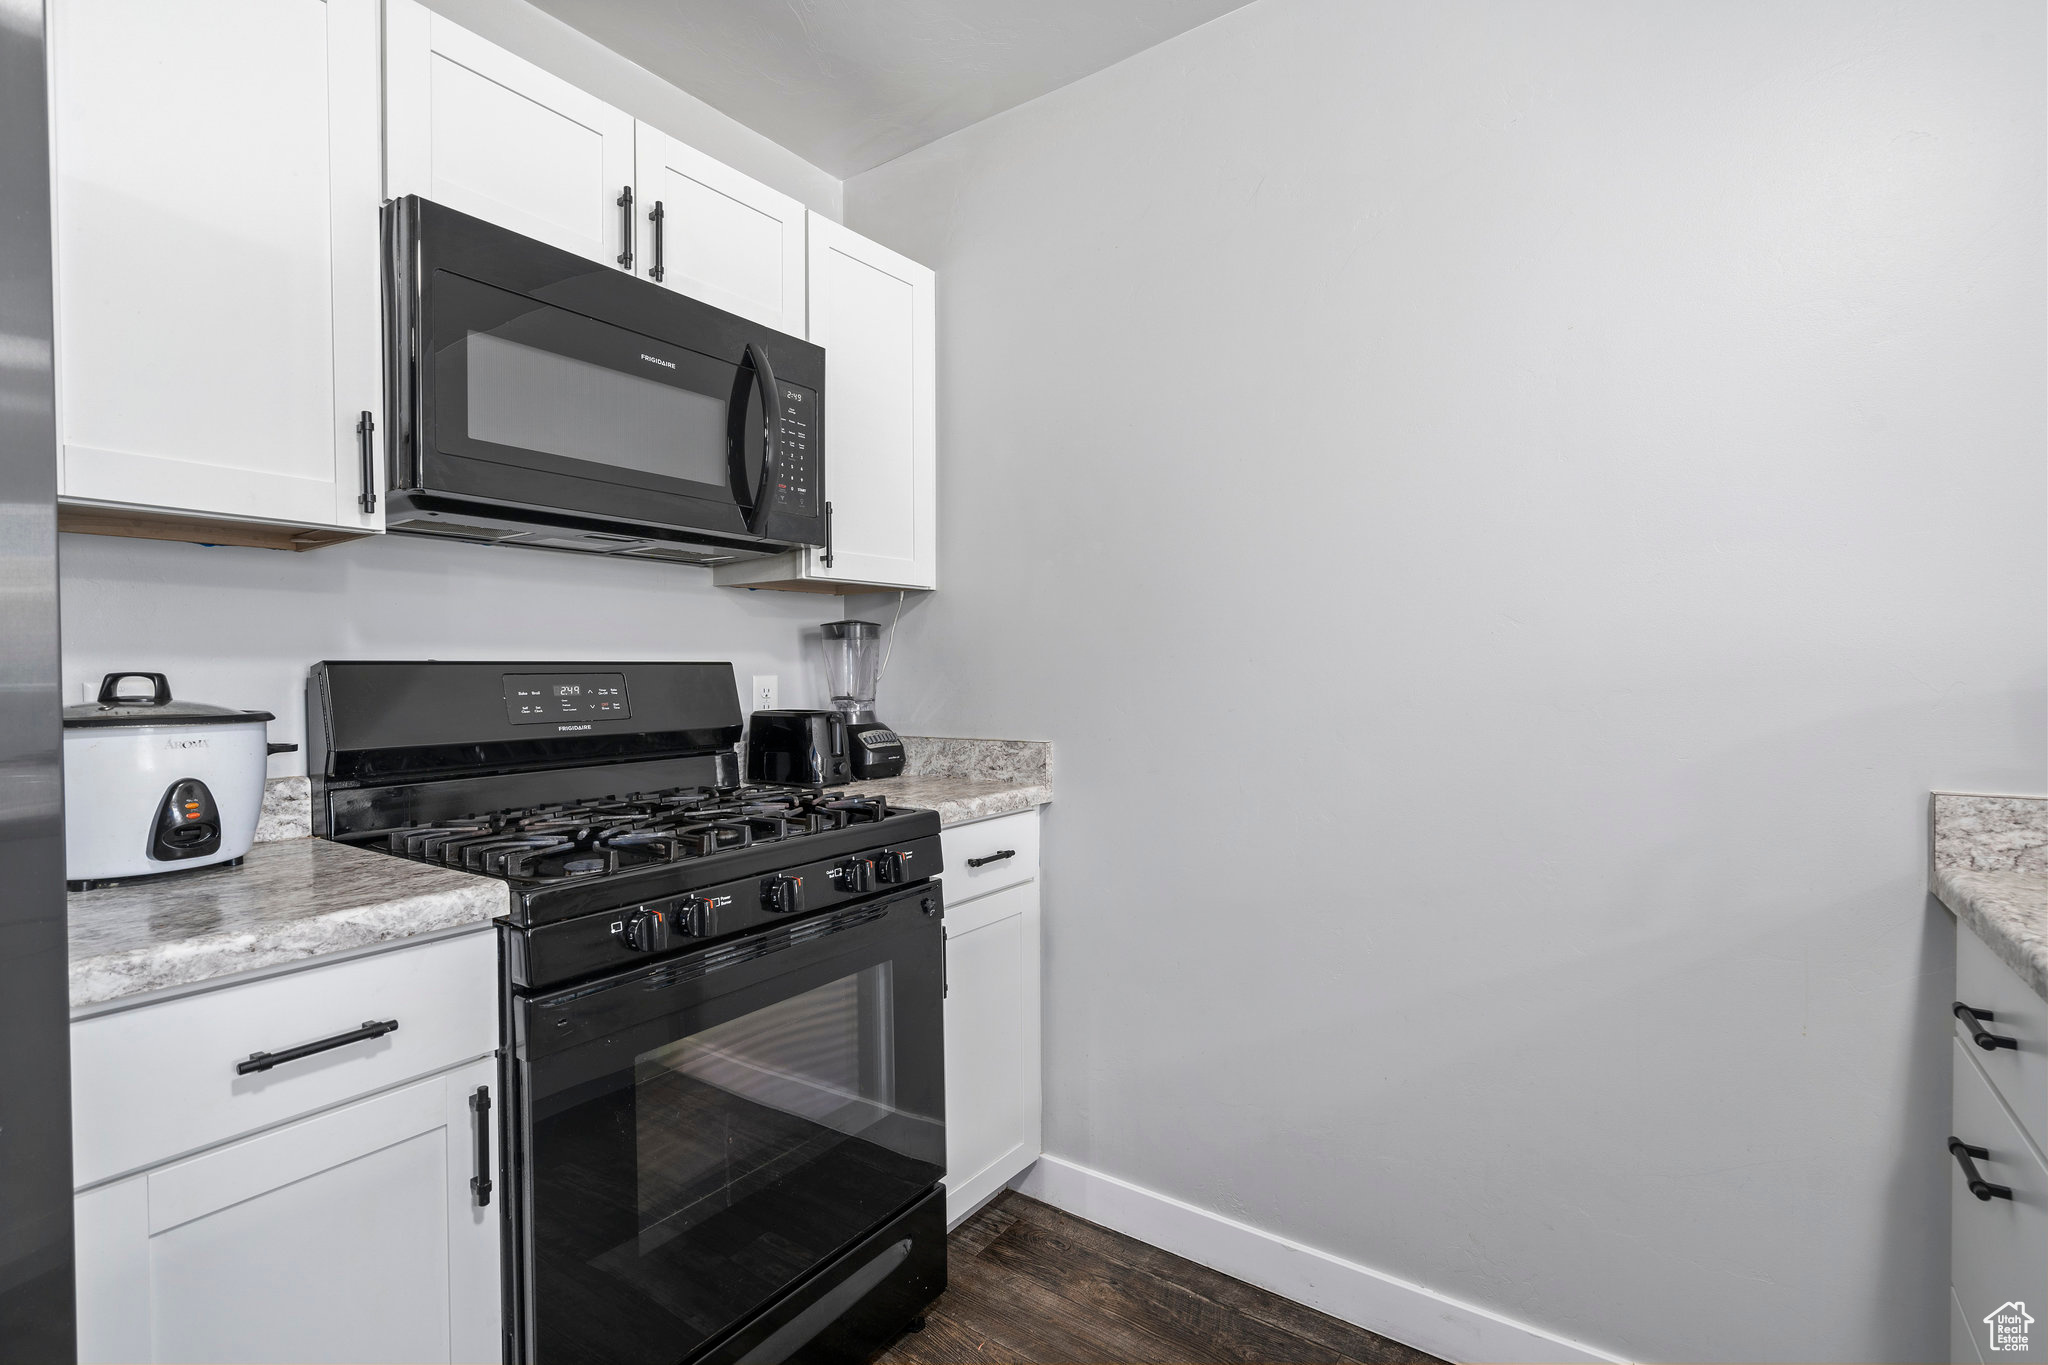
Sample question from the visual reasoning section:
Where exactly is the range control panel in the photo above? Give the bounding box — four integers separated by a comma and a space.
503, 672, 631, 726
769, 384, 818, 516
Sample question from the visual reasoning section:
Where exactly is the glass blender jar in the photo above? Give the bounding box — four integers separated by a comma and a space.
821, 620, 904, 778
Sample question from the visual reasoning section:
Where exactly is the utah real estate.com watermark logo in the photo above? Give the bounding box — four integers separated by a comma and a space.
1984, 1301, 2033, 1353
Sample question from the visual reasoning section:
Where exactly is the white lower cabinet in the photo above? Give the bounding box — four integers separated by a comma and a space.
941, 810, 1043, 1226
1950, 918, 2048, 1364
73, 931, 502, 1364
76, 1059, 501, 1365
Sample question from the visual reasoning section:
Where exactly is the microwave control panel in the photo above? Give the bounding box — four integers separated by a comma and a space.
503, 672, 631, 725
769, 384, 818, 517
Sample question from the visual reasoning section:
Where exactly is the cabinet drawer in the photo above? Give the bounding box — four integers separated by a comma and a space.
1951, 1037, 2048, 1364
1956, 923, 2047, 1156
73, 930, 497, 1187
940, 810, 1039, 905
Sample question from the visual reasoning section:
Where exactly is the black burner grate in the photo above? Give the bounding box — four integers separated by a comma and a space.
379, 785, 894, 882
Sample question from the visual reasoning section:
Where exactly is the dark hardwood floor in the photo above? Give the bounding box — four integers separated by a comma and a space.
873, 1193, 1445, 1364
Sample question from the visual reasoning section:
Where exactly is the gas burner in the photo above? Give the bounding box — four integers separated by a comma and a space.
371, 783, 904, 884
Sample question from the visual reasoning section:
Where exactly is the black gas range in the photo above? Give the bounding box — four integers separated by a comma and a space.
310, 660, 947, 1365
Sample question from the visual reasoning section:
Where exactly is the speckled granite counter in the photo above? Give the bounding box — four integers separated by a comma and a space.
68, 838, 507, 1011
1931, 793, 2048, 1001
845, 735, 1052, 827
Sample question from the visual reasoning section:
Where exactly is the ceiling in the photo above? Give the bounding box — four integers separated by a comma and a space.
521, 0, 1259, 177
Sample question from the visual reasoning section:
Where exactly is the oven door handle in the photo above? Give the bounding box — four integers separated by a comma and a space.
730, 343, 784, 534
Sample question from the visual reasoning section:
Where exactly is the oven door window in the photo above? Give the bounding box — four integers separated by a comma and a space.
522, 909, 944, 1363
428, 270, 761, 505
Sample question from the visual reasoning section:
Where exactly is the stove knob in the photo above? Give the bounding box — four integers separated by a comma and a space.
676, 897, 712, 936
875, 850, 911, 885
838, 858, 874, 893
623, 907, 670, 953
762, 874, 805, 914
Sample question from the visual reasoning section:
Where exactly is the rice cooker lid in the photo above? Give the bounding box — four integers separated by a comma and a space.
62, 672, 274, 730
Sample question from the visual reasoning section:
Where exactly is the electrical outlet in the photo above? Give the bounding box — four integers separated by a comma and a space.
751, 675, 778, 712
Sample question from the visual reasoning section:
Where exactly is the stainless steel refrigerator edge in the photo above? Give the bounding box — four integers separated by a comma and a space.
0, 0, 76, 1358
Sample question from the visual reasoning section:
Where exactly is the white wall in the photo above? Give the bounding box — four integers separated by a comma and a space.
843, 1, 2045, 1360
417, 0, 841, 218
58, 533, 842, 775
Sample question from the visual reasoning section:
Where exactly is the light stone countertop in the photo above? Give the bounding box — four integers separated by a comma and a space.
1930, 793, 2048, 1001
68, 838, 507, 1011
843, 773, 1052, 827
848, 735, 1053, 826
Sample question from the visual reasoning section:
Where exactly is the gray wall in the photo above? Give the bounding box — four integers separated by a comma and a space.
843, 1, 2046, 1359
58, 533, 841, 773
418, 0, 841, 218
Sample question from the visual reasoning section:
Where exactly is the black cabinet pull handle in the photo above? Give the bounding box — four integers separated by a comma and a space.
469, 1085, 493, 1207
237, 1019, 398, 1075
616, 185, 634, 269
1949, 1137, 2014, 1201
648, 199, 666, 283
355, 410, 376, 513
822, 500, 834, 568
966, 849, 1016, 868
1955, 1001, 2019, 1051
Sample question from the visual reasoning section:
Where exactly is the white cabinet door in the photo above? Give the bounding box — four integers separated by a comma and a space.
634, 124, 805, 335
1951, 1037, 2048, 1364
52, 0, 382, 531
385, 0, 635, 270
76, 1059, 502, 1365
715, 215, 936, 593
943, 878, 1042, 1226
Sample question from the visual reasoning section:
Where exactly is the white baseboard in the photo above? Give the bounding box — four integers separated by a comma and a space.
1012, 1154, 1629, 1365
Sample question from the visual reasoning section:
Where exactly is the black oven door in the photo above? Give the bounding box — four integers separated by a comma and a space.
511, 886, 945, 1364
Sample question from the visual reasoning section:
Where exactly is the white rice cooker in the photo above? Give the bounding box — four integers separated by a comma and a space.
62, 672, 293, 889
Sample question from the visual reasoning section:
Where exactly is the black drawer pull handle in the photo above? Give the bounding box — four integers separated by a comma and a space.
237, 1019, 398, 1075
615, 185, 634, 269
470, 1086, 493, 1207
966, 849, 1016, 868
1949, 1137, 2014, 1201
1955, 1001, 2019, 1051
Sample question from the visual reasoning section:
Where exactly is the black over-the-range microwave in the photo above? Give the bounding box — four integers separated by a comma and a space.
380, 195, 825, 563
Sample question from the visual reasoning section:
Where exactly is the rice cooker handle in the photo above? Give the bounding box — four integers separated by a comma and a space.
97, 672, 171, 706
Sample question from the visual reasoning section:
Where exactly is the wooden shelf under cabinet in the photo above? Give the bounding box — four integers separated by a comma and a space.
58, 503, 371, 553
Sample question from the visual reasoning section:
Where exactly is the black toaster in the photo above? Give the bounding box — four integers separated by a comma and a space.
746, 710, 853, 787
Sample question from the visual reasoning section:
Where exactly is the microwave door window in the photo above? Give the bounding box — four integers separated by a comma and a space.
463, 331, 728, 487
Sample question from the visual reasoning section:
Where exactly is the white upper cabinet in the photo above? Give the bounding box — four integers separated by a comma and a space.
634, 124, 806, 336
52, 0, 383, 534
715, 214, 937, 593
385, 0, 636, 270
